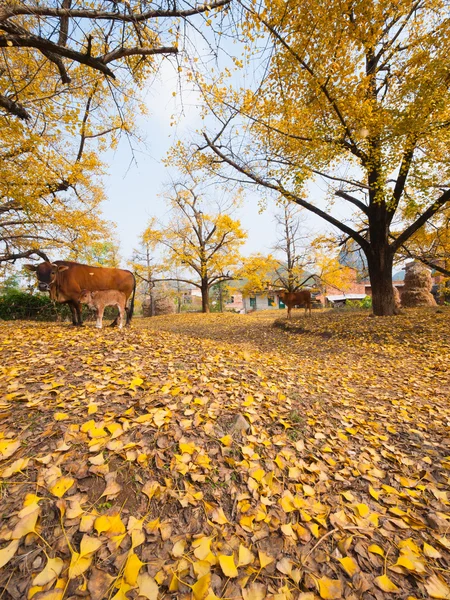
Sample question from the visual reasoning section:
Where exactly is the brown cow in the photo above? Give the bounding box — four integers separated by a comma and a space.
278, 290, 312, 319
25, 261, 135, 327
80, 290, 127, 329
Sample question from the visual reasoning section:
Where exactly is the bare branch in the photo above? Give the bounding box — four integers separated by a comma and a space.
203, 133, 370, 252
1, 1, 231, 23
0, 93, 30, 120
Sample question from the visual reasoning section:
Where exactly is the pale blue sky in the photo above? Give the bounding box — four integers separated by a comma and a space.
100, 53, 341, 267
101, 62, 289, 264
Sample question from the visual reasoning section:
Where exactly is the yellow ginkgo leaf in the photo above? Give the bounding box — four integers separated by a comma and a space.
276, 557, 293, 575
49, 476, 75, 498
129, 377, 144, 390
94, 513, 125, 536
339, 556, 358, 577
354, 503, 370, 517
341, 491, 355, 502
193, 536, 212, 561
79, 535, 102, 557
237, 544, 254, 567
218, 554, 238, 578
317, 576, 342, 599
179, 441, 196, 454
219, 435, 232, 446
0, 540, 19, 569
0, 440, 20, 460
137, 572, 159, 600
258, 551, 274, 569
242, 582, 267, 600
30, 590, 64, 600
368, 544, 385, 556
192, 573, 211, 600
369, 486, 380, 500
374, 574, 400, 592
211, 507, 229, 525
68, 552, 92, 579
124, 551, 145, 586
111, 580, 133, 600
1, 457, 30, 478
423, 543, 442, 559
32, 557, 65, 586
54, 412, 70, 421
172, 539, 186, 557
12, 507, 39, 539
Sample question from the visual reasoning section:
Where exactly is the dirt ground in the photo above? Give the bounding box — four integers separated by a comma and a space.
0, 308, 449, 599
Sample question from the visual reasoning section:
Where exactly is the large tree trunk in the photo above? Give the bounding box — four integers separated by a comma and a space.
366, 245, 397, 316
201, 280, 210, 313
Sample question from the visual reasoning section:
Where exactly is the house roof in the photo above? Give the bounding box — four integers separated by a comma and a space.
393, 270, 405, 281
326, 294, 367, 301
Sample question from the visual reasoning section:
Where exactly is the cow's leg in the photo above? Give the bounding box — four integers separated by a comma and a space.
68, 302, 78, 326
96, 306, 104, 329
74, 301, 83, 326
287, 305, 292, 320
118, 303, 124, 329
109, 309, 119, 327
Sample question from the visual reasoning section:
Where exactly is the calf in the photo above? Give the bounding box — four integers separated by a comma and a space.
79, 289, 127, 329
279, 290, 312, 319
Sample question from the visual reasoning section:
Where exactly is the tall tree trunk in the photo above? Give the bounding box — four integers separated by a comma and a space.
201, 280, 210, 313
366, 245, 396, 316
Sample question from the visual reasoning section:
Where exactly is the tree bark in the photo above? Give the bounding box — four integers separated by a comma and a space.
366, 245, 397, 316
201, 280, 210, 313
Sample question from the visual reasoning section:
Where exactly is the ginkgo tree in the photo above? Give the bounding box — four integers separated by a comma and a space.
0, 0, 231, 263
186, 0, 450, 316
141, 183, 247, 312
0, 85, 114, 263
0, 0, 230, 121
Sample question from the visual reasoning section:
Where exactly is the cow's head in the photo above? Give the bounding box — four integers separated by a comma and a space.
79, 289, 93, 304
24, 262, 69, 293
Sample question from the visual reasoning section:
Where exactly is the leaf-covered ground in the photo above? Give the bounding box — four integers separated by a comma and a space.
1, 308, 450, 600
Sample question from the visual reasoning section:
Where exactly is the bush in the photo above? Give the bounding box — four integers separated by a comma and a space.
0, 290, 69, 321
344, 296, 372, 310
0, 290, 119, 322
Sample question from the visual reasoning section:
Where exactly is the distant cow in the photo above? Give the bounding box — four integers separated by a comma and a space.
279, 290, 312, 319
25, 261, 135, 327
80, 290, 127, 329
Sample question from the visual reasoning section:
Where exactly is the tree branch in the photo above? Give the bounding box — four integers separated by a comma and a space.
0, 93, 30, 120
0, 33, 115, 78
0, 249, 51, 264
203, 133, 370, 252
391, 189, 450, 251
1, 0, 230, 23
102, 45, 178, 63
400, 246, 450, 278
335, 190, 369, 214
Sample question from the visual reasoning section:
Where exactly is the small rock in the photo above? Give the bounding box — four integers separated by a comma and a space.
231, 413, 250, 433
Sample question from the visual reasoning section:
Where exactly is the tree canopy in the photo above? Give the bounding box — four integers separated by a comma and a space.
0, 0, 230, 263
182, 0, 450, 315
141, 183, 247, 312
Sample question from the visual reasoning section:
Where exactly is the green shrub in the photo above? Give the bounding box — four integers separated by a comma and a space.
0, 290, 67, 321
344, 296, 372, 310
0, 290, 119, 322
